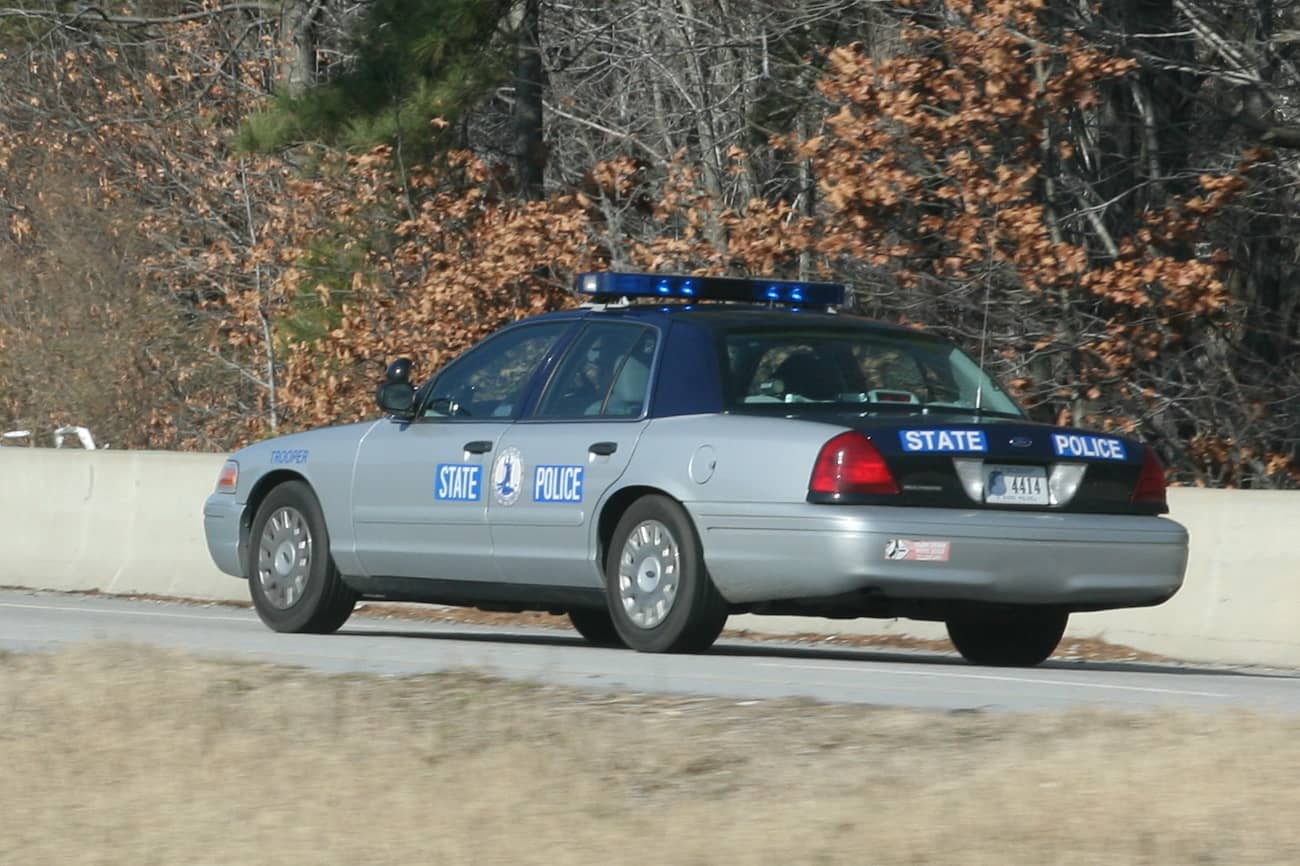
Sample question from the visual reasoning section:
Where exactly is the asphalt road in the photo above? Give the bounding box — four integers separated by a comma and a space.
2, 590, 1297, 713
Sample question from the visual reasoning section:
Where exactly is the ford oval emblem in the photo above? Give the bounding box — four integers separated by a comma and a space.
1009, 436, 1033, 448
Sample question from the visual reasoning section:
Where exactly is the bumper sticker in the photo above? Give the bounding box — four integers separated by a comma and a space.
1051, 433, 1127, 461
884, 539, 951, 562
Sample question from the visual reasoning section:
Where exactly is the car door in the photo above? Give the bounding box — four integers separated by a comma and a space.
488, 321, 659, 587
350, 321, 573, 580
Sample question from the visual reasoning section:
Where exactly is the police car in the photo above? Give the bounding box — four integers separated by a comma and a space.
203, 273, 1188, 666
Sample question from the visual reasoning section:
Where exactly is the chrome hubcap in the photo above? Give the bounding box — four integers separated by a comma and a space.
618, 520, 679, 629
256, 506, 311, 609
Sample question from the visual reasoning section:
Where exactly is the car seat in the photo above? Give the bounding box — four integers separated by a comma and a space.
773, 351, 842, 401
603, 354, 650, 416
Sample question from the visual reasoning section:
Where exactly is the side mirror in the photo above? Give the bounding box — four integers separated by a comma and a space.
377, 357, 416, 418
377, 382, 416, 417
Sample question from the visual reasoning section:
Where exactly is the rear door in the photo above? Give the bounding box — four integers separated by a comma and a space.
350, 321, 572, 580
488, 321, 659, 587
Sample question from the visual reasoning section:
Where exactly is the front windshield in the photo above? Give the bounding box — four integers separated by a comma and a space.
721, 327, 1023, 417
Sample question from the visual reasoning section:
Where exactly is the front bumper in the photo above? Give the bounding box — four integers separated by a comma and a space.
203, 493, 247, 578
687, 503, 1188, 611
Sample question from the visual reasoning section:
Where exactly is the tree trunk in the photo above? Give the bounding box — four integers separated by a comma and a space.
279, 0, 320, 98
1092, 0, 1199, 210
663, 0, 727, 250
513, 0, 546, 201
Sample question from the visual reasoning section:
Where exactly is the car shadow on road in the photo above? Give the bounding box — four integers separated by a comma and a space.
338, 624, 1300, 680
708, 640, 1300, 679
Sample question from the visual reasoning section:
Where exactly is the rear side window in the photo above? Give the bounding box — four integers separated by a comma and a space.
722, 328, 1022, 416
535, 323, 658, 419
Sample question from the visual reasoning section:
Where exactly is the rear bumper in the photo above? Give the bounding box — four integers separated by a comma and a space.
203, 493, 247, 579
686, 503, 1188, 611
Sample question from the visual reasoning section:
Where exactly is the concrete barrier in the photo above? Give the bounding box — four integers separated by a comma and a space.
1067, 488, 1299, 666
1, 449, 1297, 666
0, 449, 243, 602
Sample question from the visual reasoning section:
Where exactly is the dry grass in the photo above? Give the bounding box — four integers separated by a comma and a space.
1, 645, 1298, 866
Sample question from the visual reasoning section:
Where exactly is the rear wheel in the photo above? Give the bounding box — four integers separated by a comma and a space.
246, 480, 357, 634
567, 608, 624, 647
604, 495, 728, 653
946, 610, 1068, 667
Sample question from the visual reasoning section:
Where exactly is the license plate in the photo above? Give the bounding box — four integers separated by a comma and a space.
983, 464, 1048, 505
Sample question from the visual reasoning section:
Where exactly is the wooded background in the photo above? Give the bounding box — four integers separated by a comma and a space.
0, 0, 1296, 486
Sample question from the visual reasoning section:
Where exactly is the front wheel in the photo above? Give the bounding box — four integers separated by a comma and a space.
946, 610, 1068, 667
604, 495, 728, 653
246, 480, 357, 634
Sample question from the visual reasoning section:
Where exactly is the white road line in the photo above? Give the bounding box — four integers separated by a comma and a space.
756, 661, 1230, 698
0, 601, 256, 624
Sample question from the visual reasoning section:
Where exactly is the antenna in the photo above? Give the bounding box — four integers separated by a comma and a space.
974, 277, 992, 414
973, 209, 999, 415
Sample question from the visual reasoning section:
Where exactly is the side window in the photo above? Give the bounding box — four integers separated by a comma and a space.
535, 323, 657, 419
423, 322, 569, 419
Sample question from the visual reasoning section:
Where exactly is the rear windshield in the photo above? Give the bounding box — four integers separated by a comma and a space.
720, 327, 1023, 417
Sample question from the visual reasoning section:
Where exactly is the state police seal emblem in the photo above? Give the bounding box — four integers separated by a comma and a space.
492, 446, 524, 506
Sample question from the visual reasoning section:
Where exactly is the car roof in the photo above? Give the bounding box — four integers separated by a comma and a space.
526, 303, 936, 338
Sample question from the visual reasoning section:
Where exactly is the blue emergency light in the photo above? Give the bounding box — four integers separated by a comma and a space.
575, 272, 846, 308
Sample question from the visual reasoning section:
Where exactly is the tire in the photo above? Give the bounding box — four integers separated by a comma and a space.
604, 494, 728, 653
567, 608, 625, 648
945, 610, 1069, 667
246, 480, 357, 634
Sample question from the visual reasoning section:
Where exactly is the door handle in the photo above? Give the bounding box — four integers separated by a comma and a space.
464, 440, 493, 454
589, 441, 618, 456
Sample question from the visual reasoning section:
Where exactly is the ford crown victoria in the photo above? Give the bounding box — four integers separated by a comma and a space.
203, 273, 1189, 666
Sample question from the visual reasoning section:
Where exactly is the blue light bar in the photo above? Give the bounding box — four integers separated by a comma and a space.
575, 272, 846, 307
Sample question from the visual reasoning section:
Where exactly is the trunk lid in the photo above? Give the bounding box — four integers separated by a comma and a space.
809, 414, 1161, 515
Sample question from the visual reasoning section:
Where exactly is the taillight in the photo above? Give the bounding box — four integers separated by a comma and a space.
809, 432, 899, 497
1131, 446, 1166, 507
216, 460, 239, 494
